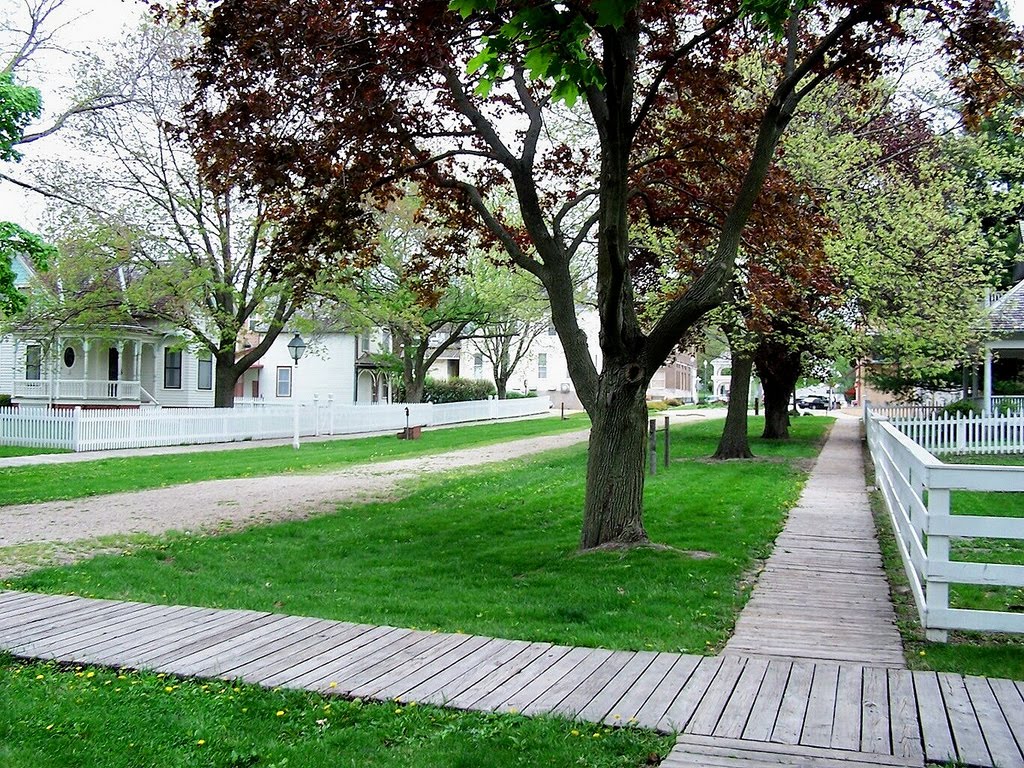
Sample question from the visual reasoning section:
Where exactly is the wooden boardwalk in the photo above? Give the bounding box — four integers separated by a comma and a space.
3, 417, 1023, 766
2, 588, 1024, 767
724, 418, 905, 668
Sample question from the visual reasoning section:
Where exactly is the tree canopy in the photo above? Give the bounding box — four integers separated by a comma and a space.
173, 0, 1022, 549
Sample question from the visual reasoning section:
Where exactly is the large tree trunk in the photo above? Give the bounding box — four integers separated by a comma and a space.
755, 341, 802, 440
713, 352, 754, 459
580, 369, 650, 550
214, 356, 241, 408
495, 376, 508, 399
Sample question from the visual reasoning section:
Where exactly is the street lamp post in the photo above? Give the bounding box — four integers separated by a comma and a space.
288, 333, 307, 449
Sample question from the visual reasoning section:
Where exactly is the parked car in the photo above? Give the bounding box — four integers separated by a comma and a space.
797, 396, 831, 411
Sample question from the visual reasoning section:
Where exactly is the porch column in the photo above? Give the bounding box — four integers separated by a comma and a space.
82, 339, 91, 383
984, 346, 993, 415
54, 337, 62, 400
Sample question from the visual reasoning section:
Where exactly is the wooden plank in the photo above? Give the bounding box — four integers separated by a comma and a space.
498, 645, 595, 714
545, 650, 632, 721
355, 633, 484, 700
461, 645, 573, 712
686, 655, 748, 736
742, 659, 792, 742
2, 599, 135, 645
601, 653, 686, 725
657, 655, 724, 732
570, 651, 658, 724
75, 607, 226, 666
990, 678, 1024, 762
964, 676, 1024, 768
227, 621, 371, 683
860, 667, 889, 755
397, 637, 519, 702
521, 647, 615, 716
713, 657, 770, 739
258, 624, 398, 687
800, 664, 839, 748
41, 604, 190, 660
298, 629, 434, 691
830, 664, 863, 751
913, 671, 955, 765
938, 672, 991, 768
666, 734, 923, 767
160, 615, 317, 678
880, 671, 921, 765
771, 661, 815, 745
132, 612, 279, 668
443, 642, 554, 710
14, 602, 161, 654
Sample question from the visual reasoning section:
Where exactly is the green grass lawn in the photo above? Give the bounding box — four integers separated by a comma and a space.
871, 450, 1024, 679
0, 655, 670, 768
0, 446, 70, 459
7, 416, 830, 654
0, 414, 589, 507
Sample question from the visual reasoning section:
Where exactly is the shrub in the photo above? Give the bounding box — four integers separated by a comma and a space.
647, 400, 669, 411
505, 390, 537, 399
422, 377, 497, 403
940, 399, 979, 417
0, 394, 11, 407
665, 398, 682, 407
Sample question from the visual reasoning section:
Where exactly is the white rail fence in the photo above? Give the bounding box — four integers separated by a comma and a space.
0, 396, 552, 452
865, 403, 1024, 640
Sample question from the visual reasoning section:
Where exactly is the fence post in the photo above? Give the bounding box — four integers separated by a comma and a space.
664, 415, 670, 468
313, 394, 320, 436
328, 394, 335, 436
957, 413, 967, 453
924, 483, 950, 643
72, 406, 82, 452
292, 401, 300, 450
648, 418, 656, 476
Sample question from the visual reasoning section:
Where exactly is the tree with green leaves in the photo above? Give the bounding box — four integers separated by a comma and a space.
0, 0, 133, 316
177, 0, 1020, 549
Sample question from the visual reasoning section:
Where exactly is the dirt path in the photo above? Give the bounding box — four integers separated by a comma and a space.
0, 429, 590, 576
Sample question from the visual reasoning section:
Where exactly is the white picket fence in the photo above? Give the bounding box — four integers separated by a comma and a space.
865, 403, 1024, 640
0, 396, 552, 452
877, 408, 1024, 456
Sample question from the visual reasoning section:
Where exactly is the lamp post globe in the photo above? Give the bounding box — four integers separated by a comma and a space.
287, 333, 307, 365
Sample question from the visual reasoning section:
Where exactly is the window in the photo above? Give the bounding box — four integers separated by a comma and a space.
547, 324, 557, 336
25, 345, 41, 381
163, 349, 182, 389
473, 353, 483, 377
276, 366, 292, 397
361, 333, 371, 353
63, 347, 75, 368
197, 353, 213, 391
537, 353, 547, 379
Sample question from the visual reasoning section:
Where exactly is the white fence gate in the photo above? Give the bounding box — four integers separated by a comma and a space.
865, 403, 1024, 640
0, 397, 553, 453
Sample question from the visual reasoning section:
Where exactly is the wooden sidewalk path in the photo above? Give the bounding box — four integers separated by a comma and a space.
724, 417, 906, 667
2, 588, 1024, 767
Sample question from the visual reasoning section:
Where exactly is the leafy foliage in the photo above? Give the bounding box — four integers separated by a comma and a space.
0, 222, 54, 317
418, 375, 497, 402
0, 73, 41, 162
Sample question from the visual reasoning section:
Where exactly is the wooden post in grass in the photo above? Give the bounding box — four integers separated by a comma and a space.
648, 418, 657, 475
664, 416, 670, 467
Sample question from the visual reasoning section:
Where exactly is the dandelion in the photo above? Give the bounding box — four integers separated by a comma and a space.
165, 686, 175, 693
592, 732, 601, 738
328, 681, 337, 688
276, 710, 285, 717
45, 724, 53, 731
612, 714, 621, 720
507, 707, 519, 715
86, 672, 95, 678
196, 739, 206, 746
395, 708, 403, 714
35, 674, 44, 680
570, 729, 580, 736
919, 650, 927, 657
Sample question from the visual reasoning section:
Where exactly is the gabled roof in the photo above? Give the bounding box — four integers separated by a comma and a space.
989, 280, 1024, 334
11, 252, 41, 289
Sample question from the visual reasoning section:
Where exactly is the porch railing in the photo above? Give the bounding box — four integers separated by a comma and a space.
13, 379, 142, 401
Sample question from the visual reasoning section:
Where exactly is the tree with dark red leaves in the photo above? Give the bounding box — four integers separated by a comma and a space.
171, 0, 1020, 549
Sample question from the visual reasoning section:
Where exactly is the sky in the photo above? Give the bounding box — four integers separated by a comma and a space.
1, 0, 1023, 233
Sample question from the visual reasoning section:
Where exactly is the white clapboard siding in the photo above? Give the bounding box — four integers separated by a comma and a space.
865, 403, 1024, 640
0, 397, 552, 453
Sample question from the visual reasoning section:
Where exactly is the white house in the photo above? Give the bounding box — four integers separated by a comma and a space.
1, 254, 215, 409
461, 309, 699, 408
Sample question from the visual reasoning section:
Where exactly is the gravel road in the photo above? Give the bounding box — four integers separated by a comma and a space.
0, 429, 590, 559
